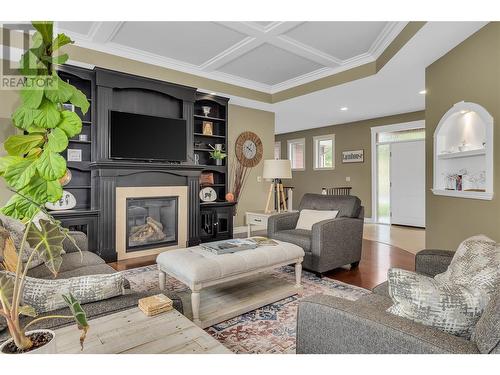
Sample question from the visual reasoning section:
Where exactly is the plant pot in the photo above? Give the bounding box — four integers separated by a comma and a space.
0, 329, 56, 354
215, 159, 223, 166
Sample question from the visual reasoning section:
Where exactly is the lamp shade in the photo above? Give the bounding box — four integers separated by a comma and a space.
263, 159, 292, 179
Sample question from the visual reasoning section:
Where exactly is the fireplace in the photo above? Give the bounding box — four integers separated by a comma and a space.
116, 186, 188, 260
126, 197, 178, 251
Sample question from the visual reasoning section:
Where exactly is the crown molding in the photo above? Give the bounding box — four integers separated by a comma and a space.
369, 21, 408, 58
56, 21, 409, 96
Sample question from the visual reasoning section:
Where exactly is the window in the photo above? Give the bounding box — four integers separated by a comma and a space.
287, 138, 305, 170
274, 141, 281, 159
377, 128, 425, 143
313, 134, 335, 170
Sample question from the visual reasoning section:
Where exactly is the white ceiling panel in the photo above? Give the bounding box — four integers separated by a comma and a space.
253, 21, 274, 27
56, 21, 407, 91
285, 21, 388, 60
111, 22, 247, 66
217, 43, 324, 85
56, 21, 94, 36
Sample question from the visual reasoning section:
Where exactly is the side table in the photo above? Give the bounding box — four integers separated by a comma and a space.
245, 210, 275, 237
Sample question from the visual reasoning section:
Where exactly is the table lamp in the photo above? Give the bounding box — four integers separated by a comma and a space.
263, 159, 292, 213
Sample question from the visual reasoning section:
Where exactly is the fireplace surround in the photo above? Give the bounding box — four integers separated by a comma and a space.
116, 186, 188, 260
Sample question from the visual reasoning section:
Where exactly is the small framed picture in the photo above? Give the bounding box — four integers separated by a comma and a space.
67, 149, 82, 162
202, 121, 213, 136
62, 103, 75, 112
342, 149, 364, 163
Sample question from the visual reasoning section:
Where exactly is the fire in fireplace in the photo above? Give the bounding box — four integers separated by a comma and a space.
126, 197, 178, 251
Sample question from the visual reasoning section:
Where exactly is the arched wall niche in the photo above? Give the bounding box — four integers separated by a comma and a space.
432, 101, 493, 200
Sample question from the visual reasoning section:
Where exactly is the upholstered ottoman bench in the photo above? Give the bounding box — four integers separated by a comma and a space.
156, 240, 304, 328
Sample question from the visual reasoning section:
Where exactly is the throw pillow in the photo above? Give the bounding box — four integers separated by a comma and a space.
15, 272, 127, 314
387, 235, 500, 338
295, 209, 338, 230
0, 213, 45, 269
387, 268, 489, 338
471, 289, 500, 353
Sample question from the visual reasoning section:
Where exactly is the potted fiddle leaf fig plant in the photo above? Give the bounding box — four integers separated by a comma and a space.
0, 21, 89, 354
209, 144, 226, 166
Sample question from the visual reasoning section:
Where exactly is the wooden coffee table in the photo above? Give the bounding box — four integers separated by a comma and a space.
54, 308, 231, 354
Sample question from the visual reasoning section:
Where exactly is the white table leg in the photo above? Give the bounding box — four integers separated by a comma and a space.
247, 224, 251, 238
158, 270, 166, 290
191, 290, 201, 326
295, 261, 302, 288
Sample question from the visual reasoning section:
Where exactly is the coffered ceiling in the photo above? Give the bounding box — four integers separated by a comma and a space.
55, 21, 407, 93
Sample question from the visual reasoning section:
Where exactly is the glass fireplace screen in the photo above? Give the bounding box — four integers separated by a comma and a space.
126, 196, 178, 252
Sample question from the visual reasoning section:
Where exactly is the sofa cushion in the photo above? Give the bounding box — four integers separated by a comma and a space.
18, 271, 127, 314
296, 209, 338, 230
373, 281, 389, 297
56, 263, 116, 279
299, 194, 361, 218
472, 289, 500, 353
27, 251, 105, 279
272, 229, 311, 251
0, 214, 44, 269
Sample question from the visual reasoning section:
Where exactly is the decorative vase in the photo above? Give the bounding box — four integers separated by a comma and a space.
0, 329, 57, 354
202, 106, 211, 117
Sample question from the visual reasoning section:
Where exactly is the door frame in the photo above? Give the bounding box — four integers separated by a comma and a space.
370, 120, 425, 224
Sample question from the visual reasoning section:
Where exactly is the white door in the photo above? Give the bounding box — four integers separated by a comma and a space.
390, 141, 425, 227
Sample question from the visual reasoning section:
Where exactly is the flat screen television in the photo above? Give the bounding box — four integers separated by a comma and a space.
109, 110, 187, 162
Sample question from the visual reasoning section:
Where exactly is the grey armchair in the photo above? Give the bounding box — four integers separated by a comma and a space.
296, 249, 500, 354
267, 194, 364, 277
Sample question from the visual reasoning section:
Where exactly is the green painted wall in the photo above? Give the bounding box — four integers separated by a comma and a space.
275, 111, 425, 217
425, 22, 500, 250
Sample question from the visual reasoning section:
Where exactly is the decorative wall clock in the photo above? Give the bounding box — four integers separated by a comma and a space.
235, 131, 263, 168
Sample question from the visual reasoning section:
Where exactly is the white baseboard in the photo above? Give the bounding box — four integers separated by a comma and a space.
364, 217, 374, 223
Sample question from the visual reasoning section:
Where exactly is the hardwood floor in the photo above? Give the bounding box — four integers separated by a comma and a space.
109, 239, 415, 290
323, 239, 415, 290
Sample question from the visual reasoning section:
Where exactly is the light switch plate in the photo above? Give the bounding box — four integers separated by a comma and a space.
346, 176, 351, 182
257, 176, 262, 182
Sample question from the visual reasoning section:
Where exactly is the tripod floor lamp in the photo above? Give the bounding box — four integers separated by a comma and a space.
263, 159, 292, 213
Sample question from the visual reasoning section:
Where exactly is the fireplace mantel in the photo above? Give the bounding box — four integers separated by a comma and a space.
91, 162, 202, 261
91, 161, 205, 173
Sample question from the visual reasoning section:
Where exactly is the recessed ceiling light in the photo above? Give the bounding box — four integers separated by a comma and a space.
419, 90, 427, 95
340, 107, 348, 111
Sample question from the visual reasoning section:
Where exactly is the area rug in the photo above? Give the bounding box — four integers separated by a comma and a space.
122, 265, 370, 354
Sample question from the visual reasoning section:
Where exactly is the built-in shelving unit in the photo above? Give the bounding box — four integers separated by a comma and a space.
193, 93, 235, 242
432, 101, 494, 200
56, 65, 95, 211
49, 65, 98, 249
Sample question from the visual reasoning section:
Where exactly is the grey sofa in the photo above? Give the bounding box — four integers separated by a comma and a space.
0, 231, 182, 342
267, 194, 364, 277
296, 249, 499, 354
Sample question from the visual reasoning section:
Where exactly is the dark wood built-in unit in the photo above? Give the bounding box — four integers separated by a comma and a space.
193, 93, 236, 242
51, 65, 97, 249
51, 66, 235, 261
